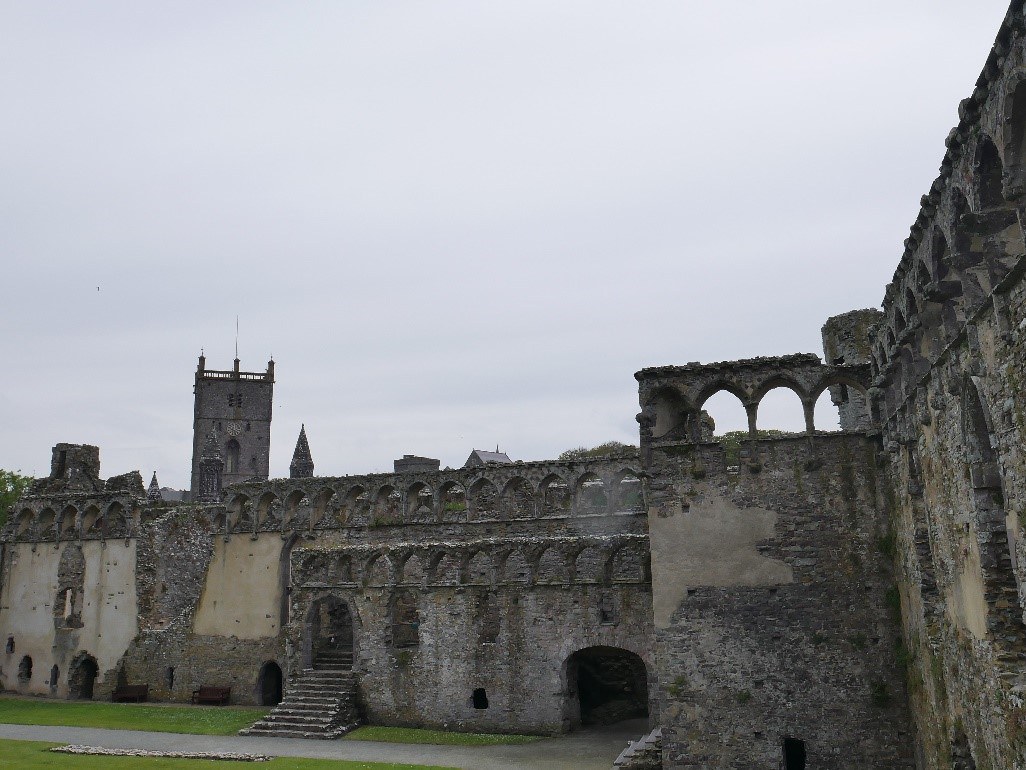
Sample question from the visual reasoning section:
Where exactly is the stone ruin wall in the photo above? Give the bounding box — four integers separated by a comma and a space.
0, 454, 651, 734
869, 2, 1026, 766
635, 355, 914, 768
238, 457, 652, 733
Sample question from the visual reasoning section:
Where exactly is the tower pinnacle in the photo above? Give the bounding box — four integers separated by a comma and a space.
148, 471, 162, 501
290, 424, 314, 479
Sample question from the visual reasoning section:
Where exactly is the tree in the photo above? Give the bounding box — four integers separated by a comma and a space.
0, 470, 33, 530
558, 441, 638, 462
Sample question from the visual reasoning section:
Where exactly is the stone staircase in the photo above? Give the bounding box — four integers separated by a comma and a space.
240, 650, 360, 739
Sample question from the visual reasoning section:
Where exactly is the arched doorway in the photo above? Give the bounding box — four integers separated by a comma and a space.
564, 646, 648, 730
68, 653, 99, 699
258, 661, 283, 706
304, 595, 354, 669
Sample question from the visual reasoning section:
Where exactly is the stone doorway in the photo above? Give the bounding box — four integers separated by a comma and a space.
68, 653, 99, 699
304, 595, 354, 669
258, 661, 283, 706
564, 646, 648, 730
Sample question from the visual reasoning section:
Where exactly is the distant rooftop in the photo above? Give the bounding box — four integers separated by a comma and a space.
463, 449, 512, 468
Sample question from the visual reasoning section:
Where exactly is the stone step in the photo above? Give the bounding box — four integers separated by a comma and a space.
289, 686, 352, 695
275, 702, 342, 713
240, 727, 346, 740
258, 715, 335, 726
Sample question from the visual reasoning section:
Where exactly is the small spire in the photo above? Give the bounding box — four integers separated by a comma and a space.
290, 424, 314, 479
148, 472, 162, 501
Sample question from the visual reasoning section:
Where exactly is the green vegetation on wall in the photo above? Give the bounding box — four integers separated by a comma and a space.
0, 469, 32, 529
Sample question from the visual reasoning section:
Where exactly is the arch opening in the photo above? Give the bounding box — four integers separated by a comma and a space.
564, 646, 648, 730
305, 595, 354, 670
68, 654, 99, 699
813, 389, 842, 431
17, 655, 32, 685
258, 661, 283, 706
962, 381, 1024, 649
754, 385, 807, 435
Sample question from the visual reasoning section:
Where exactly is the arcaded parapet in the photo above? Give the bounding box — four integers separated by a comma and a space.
639, 426, 913, 767
866, 2, 1026, 767
635, 354, 873, 451
221, 454, 645, 536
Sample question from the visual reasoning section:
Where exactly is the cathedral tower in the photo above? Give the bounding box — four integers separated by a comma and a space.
189, 354, 274, 497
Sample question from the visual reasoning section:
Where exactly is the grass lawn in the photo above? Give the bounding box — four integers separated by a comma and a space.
0, 697, 268, 735
0, 740, 456, 770
345, 726, 540, 746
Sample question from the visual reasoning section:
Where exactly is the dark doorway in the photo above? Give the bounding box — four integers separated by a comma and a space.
783, 737, 807, 769
49, 665, 59, 693
305, 595, 354, 669
259, 661, 283, 706
17, 656, 32, 684
472, 688, 489, 709
68, 654, 99, 699
564, 646, 648, 729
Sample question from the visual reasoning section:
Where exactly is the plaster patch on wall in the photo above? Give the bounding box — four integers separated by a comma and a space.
649, 488, 793, 628
193, 532, 282, 639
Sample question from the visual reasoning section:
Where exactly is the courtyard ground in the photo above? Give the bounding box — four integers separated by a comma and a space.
0, 718, 647, 769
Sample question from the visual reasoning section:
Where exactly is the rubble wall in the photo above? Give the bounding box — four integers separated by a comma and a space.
642, 433, 914, 768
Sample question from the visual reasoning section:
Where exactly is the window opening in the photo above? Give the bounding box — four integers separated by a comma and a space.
472, 688, 489, 709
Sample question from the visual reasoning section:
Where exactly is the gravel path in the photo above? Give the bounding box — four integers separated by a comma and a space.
0, 718, 647, 769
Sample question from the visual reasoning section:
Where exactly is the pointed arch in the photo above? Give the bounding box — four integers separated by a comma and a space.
500, 477, 535, 519
400, 552, 425, 586
575, 473, 607, 515
364, 553, 393, 587
256, 492, 279, 531
58, 505, 78, 540
465, 550, 494, 585
468, 478, 498, 521
962, 378, 1025, 652
502, 549, 531, 584
535, 546, 566, 584
311, 488, 335, 529
438, 481, 467, 522
976, 135, 1006, 209
406, 482, 435, 523
539, 474, 571, 517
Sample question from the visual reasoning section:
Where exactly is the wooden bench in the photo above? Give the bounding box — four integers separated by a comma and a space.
191, 685, 231, 705
111, 684, 149, 702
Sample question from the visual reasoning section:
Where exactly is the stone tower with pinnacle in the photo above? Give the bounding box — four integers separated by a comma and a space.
189, 353, 274, 497
290, 424, 314, 478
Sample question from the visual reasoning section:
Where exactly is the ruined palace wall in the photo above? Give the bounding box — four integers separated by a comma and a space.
120, 456, 651, 712
290, 531, 651, 734
867, 2, 1026, 765
643, 434, 913, 769
0, 540, 137, 697
262, 455, 652, 733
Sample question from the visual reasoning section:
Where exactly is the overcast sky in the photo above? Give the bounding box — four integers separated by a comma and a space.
1, 1, 1012, 488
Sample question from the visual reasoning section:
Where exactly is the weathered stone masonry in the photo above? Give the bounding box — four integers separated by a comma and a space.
7, 3, 1026, 767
